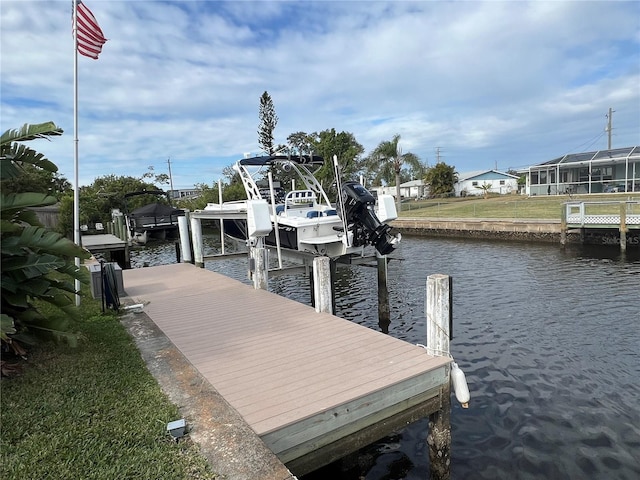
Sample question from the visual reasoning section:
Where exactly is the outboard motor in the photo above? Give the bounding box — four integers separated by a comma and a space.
338, 181, 400, 255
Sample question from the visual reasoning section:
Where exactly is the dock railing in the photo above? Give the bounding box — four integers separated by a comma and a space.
564, 200, 640, 228
561, 200, 640, 252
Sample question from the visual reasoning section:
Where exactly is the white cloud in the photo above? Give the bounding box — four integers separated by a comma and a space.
1, 0, 639, 187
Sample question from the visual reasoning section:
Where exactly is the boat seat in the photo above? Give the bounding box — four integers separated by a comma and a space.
275, 205, 285, 215
306, 210, 321, 218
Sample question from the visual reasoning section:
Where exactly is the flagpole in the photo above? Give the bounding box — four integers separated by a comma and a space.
73, 0, 81, 306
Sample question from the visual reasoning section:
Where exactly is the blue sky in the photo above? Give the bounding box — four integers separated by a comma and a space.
2, 0, 639, 189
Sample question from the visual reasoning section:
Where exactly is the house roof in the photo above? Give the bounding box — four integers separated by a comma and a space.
457, 170, 519, 182
400, 179, 426, 187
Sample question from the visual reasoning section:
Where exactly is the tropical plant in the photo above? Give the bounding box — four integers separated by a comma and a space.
366, 134, 422, 210
476, 182, 492, 199
1, 122, 90, 360
424, 161, 457, 197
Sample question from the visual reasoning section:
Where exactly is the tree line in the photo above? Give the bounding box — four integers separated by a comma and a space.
4, 91, 460, 235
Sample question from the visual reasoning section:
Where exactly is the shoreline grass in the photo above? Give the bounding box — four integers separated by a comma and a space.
398, 192, 640, 219
0, 290, 217, 480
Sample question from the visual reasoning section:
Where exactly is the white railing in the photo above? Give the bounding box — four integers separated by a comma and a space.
564, 201, 640, 226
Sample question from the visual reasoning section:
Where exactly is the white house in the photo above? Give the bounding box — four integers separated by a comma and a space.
168, 188, 201, 200
370, 179, 429, 200
399, 179, 429, 199
455, 170, 519, 197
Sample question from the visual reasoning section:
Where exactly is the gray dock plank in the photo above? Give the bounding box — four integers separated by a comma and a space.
122, 263, 450, 470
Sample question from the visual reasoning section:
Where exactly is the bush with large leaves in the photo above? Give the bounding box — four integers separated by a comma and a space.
1, 122, 90, 359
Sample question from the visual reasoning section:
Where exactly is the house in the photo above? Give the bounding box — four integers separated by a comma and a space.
400, 179, 429, 199
519, 146, 640, 195
168, 188, 201, 200
455, 170, 519, 197
370, 180, 429, 200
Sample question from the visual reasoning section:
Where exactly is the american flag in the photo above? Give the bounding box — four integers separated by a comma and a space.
75, 1, 107, 59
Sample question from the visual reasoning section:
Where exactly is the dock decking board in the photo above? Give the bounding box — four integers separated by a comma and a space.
122, 263, 450, 473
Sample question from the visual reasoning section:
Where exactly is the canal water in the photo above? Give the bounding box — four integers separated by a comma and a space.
130, 236, 640, 480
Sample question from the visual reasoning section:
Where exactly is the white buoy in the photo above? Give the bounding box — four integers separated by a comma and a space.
451, 362, 470, 408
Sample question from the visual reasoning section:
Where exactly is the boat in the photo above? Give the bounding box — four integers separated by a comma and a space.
124, 191, 185, 245
202, 154, 401, 259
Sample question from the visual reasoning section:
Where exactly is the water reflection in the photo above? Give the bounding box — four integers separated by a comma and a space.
131, 235, 640, 480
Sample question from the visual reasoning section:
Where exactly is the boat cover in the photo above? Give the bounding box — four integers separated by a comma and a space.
129, 203, 184, 218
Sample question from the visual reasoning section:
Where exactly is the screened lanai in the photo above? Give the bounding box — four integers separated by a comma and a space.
522, 146, 640, 196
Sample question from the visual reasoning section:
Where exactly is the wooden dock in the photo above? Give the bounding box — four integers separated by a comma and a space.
81, 233, 130, 268
561, 200, 640, 250
122, 263, 451, 475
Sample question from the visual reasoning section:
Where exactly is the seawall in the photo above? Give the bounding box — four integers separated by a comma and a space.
390, 217, 578, 243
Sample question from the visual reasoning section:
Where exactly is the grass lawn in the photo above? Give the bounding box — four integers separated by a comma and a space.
0, 289, 217, 480
398, 193, 640, 219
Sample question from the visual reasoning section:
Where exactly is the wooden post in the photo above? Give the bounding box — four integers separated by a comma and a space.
428, 383, 451, 480
426, 273, 452, 480
560, 203, 567, 247
190, 216, 204, 268
426, 274, 451, 357
113, 213, 123, 240
312, 257, 333, 313
250, 245, 268, 290
620, 202, 627, 252
113, 213, 130, 268
178, 215, 192, 263
377, 254, 390, 334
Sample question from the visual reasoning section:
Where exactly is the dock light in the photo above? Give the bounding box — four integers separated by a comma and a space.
166, 419, 186, 442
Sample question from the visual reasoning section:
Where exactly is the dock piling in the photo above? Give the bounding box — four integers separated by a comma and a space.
178, 215, 192, 263
426, 273, 452, 480
377, 254, 390, 333
190, 216, 204, 268
620, 203, 627, 252
249, 244, 269, 290
560, 204, 567, 247
312, 256, 334, 313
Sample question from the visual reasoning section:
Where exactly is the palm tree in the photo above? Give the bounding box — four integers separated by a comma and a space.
366, 134, 422, 211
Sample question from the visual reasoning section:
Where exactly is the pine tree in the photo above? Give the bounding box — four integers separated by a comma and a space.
258, 91, 278, 155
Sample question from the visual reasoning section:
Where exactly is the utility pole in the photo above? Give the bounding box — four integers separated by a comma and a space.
435, 147, 442, 163
167, 157, 175, 202
605, 107, 614, 150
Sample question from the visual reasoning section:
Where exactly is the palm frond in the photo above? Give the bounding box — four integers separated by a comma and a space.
0, 122, 63, 147
0, 144, 58, 180
2, 253, 65, 280
17, 226, 90, 258
0, 192, 57, 217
